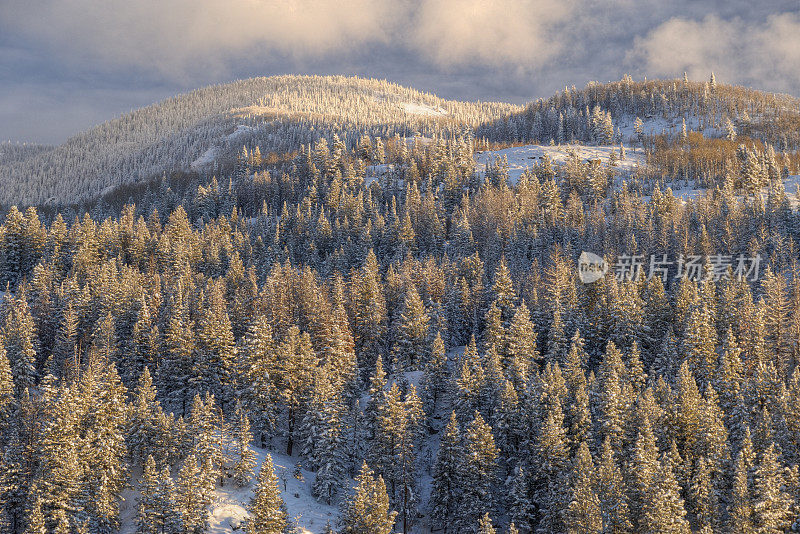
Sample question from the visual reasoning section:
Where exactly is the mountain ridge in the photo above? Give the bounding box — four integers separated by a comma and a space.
2, 74, 798, 208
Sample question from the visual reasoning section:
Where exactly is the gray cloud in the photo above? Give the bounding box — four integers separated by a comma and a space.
629, 12, 800, 93
1, 1, 799, 143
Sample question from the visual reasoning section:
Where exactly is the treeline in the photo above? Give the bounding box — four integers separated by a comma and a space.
479, 74, 800, 150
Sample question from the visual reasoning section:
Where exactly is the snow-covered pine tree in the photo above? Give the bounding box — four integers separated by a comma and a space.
639, 454, 690, 534
23, 494, 46, 534
176, 454, 213, 534
2, 294, 38, 396
239, 315, 277, 445
596, 436, 632, 533
0, 339, 13, 422
477, 512, 496, 534
137, 455, 181, 534
231, 400, 257, 487
421, 331, 447, 415
431, 412, 463, 531
505, 302, 537, 392
247, 454, 287, 534
303, 368, 347, 504
392, 285, 429, 371
275, 326, 318, 456
127, 367, 169, 466
752, 443, 791, 534
339, 462, 396, 534
508, 465, 533, 532
565, 441, 602, 534
457, 411, 499, 530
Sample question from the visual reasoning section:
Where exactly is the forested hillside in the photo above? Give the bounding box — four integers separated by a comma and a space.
2, 75, 800, 533
0, 75, 519, 207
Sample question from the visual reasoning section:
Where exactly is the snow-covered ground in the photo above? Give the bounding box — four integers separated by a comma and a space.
398, 102, 448, 117
208, 448, 341, 534
476, 143, 644, 185
191, 125, 254, 171
784, 175, 800, 208
641, 175, 800, 206
119, 447, 344, 534
117, 348, 470, 534
191, 147, 220, 171
365, 163, 395, 187
616, 114, 722, 142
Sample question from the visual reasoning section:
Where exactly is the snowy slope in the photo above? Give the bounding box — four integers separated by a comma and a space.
399, 102, 448, 117
116, 347, 470, 534
0, 75, 519, 207
475, 143, 644, 185
119, 447, 345, 534
207, 449, 342, 534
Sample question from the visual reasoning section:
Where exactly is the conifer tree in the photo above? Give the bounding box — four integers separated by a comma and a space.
176, 454, 213, 534
565, 442, 602, 534
53, 508, 70, 534
596, 436, 632, 534
127, 367, 169, 466
0, 431, 28, 533
232, 401, 257, 487
3, 295, 38, 396
304, 370, 347, 504
478, 513, 496, 534
752, 443, 790, 534
161, 293, 195, 414
491, 258, 515, 322
248, 454, 287, 534
431, 412, 463, 530
534, 399, 570, 534
508, 465, 532, 532
483, 303, 505, 355
505, 302, 537, 390
138, 455, 181, 534
629, 422, 659, 530
393, 285, 429, 371
729, 452, 754, 533
639, 454, 690, 534
458, 412, 498, 530
339, 462, 396, 534
24, 495, 46, 534
239, 315, 277, 444
0, 340, 13, 422
351, 249, 387, 375
421, 331, 447, 414
275, 326, 317, 455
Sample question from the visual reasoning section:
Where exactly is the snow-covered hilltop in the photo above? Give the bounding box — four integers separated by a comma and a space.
0, 75, 518, 207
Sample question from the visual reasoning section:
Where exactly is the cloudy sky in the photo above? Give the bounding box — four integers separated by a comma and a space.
1, 0, 799, 144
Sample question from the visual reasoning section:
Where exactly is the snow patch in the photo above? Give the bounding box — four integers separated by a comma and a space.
365, 163, 395, 186
208, 447, 343, 534
120, 446, 344, 534
192, 147, 220, 171
476, 143, 644, 185
226, 125, 253, 141
399, 102, 447, 117
191, 125, 253, 171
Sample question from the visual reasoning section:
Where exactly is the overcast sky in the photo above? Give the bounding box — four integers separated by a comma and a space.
1, 0, 799, 144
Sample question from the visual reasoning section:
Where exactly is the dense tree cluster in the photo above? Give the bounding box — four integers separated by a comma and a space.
481, 74, 800, 150
1, 81, 800, 533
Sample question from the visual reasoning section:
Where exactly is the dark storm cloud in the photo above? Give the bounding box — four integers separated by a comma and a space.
1, 0, 798, 143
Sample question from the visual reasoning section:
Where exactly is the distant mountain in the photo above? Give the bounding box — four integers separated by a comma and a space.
2, 74, 798, 208
0, 75, 518, 207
